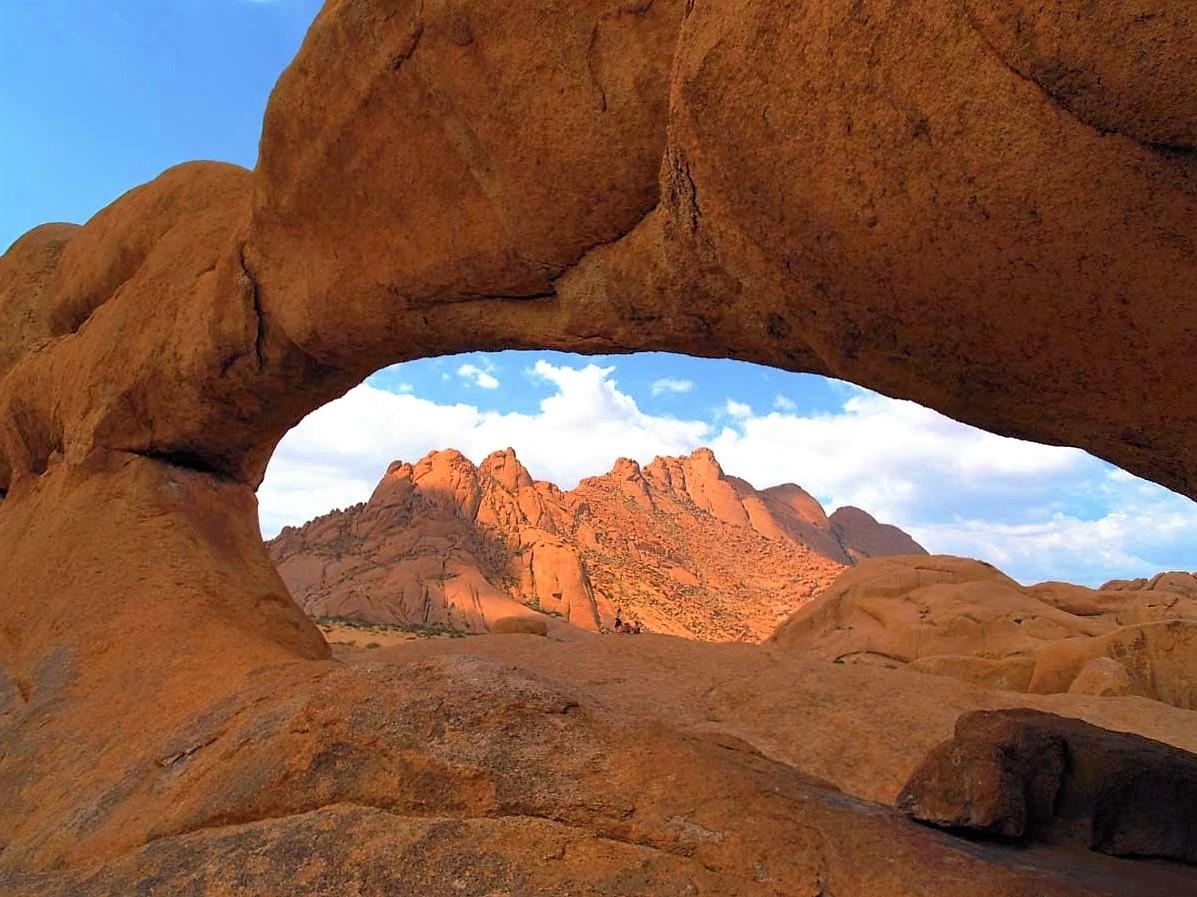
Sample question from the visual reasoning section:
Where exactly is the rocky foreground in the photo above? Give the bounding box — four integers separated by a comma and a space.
5, 545, 1196, 896
773, 556, 1197, 709
269, 447, 924, 641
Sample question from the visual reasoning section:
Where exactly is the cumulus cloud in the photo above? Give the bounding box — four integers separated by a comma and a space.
259, 359, 1196, 586
651, 377, 695, 396
708, 391, 1087, 524
456, 362, 499, 390
773, 395, 797, 412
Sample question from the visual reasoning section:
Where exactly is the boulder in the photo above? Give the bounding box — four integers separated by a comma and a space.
1067, 657, 1133, 698
777, 559, 1197, 708
897, 727, 1066, 838
898, 709, 1197, 864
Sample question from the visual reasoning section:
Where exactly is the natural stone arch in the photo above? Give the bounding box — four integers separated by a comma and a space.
1, 0, 1196, 880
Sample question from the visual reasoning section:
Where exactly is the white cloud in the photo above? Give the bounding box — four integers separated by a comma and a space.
774, 395, 797, 412
457, 362, 499, 390
707, 391, 1086, 524
259, 359, 1196, 587
908, 495, 1197, 586
651, 377, 695, 396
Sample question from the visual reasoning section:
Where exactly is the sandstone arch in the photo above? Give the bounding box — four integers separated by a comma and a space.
1, 0, 1195, 886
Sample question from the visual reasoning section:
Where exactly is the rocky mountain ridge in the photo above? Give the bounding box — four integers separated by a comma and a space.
268, 446, 927, 641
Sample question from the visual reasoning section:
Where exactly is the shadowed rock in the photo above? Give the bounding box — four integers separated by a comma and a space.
898, 709, 1197, 864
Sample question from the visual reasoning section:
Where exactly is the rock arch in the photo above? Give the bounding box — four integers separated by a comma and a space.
0, 0, 1195, 882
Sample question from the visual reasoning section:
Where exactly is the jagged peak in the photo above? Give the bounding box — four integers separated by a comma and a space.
479, 446, 533, 491
417, 447, 473, 467
384, 459, 412, 477
481, 446, 520, 464
610, 457, 644, 478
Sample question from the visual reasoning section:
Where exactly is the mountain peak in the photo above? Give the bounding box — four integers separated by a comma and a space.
271, 447, 925, 641
829, 506, 927, 560
611, 457, 643, 478
479, 446, 533, 491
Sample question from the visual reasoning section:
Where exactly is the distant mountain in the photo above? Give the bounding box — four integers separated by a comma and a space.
267, 447, 927, 642
829, 506, 929, 560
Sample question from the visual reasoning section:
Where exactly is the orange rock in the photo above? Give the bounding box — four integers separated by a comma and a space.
830, 506, 929, 561
270, 447, 915, 641
906, 654, 1037, 692
1068, 657, 1135, 699
771, 555, 1109, 666
1028, 620, 1197, 709
777, 557, 1197, 710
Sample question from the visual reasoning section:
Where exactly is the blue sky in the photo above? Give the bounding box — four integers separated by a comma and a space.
1, 1, 322, 248
3, 3, 1194, 586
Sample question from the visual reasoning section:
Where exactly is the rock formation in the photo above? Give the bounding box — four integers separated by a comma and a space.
268, 446, 915, 641
2, 0, 1197, 893
829, 506, 929, 560
898, 709, 1197, 864
773, 556, 1197, 709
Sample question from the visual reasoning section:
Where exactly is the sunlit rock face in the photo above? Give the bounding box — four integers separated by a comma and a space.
1, 0, 1196, 893
267, 446, 901, 641
772, 555, 1197, 710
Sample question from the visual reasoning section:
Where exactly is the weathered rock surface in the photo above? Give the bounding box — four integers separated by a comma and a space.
1029, 620, 1197, 709
490, 616, 549, 636
1067, 657, 1135, 699
773, 556, 1197, 709
8, 631, 1197, 896
269, 447, 899, 641
2, 0, 1197, 893
898, 709, 1197, 864
771, 556, 1111, 666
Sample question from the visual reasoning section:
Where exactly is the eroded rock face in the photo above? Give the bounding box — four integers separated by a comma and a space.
773, 556, 1197, 709
1029, 620, 1197, 708
268, 447, 883, 641
1, 1, 1195, 501
2, 0, 1197, 893
771, 556, 1111, 666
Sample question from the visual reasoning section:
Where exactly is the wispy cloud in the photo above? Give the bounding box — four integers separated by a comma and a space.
651, 377, 695, 396
725, 399, 753, 418
456, 362, 499, 390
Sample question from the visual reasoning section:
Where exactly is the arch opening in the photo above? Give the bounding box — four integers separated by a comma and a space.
258, 349, 1197, 646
